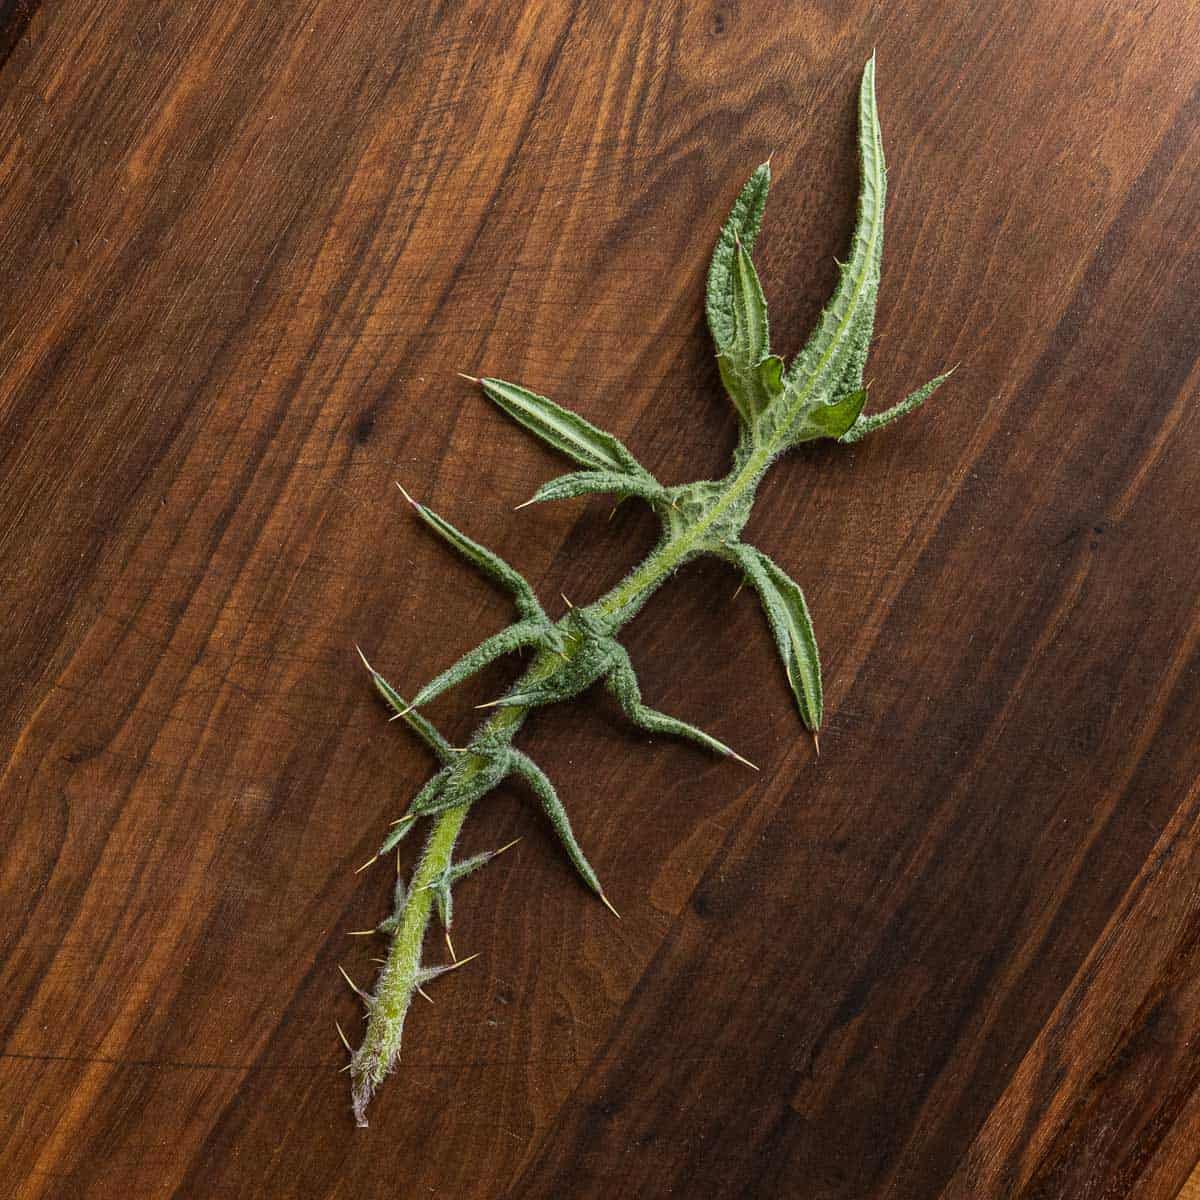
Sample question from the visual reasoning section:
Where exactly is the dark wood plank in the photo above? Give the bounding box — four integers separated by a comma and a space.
2, 1, 1199, 1197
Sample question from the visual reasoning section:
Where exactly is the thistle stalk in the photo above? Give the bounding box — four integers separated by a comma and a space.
347, 57, 954, 1125
350, 806, 468, 1123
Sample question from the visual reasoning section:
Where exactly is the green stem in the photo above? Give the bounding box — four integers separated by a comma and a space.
350, 455, 772, 1122
350, 803, 467, 1127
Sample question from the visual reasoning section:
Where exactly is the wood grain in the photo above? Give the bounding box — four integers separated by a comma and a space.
2, 1, 1199, 1196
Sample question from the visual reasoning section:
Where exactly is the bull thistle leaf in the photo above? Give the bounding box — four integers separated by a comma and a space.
724, 544, 823, 732
477, 377, 650, 478
346, 56, 953, 1126
519, 468, 666, 508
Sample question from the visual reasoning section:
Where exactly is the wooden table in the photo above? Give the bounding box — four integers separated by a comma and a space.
3, 3, 1199, 1196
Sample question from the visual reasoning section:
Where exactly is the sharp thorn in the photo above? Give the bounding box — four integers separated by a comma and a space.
727, 748, 760, 772
354, 855, 379, 874
354, 643, 374, 673
347, 929, 376, 937
395, 481, 418, 506
338, 964, 369, 1000
417, 986, 434, 1004
732, 578, 746, 601
474, 698, 507, 709
607, 505, 618, 521
492, 837, 522, 858
812, 730, 821, 758
457, 372, 480, 383
340, 1062, 353, 1073
514, 497, 538, 510
443, 952, 480, 973
445, 929, 457, 961
335, 1020, 353, 1053
599, 891, 621, 920
389, 814, 415, 827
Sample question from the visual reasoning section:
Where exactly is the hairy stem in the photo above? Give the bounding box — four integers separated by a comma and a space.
349, 456, 769, 1122
350, 803, 467, 1126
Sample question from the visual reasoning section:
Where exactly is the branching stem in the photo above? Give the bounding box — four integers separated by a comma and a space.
349, 497, 758, 1121
347, 57, 953, 1125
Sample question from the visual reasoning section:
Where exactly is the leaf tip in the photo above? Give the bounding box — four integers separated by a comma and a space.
728, 748, 760, 772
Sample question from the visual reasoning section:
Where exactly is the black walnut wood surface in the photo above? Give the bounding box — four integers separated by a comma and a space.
3, 2, 1200, 1197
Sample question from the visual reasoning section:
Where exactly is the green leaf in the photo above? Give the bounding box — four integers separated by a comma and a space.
714, 243, 786, 423
707, 162, 771, 355
409, 618, 552, 709
507, 751, 604, 898
522, 469, 664, 508
446, 849, 504, 885
727, 544, 823, 731
784, 56, 885, 414
792, 388, 868, 444
605, 644, 755, 767
731, 240, 769, 365
714, 352, 788, 434
839, 368, 955, 443
405, 493, 543, 620
377, 772, 449, 854
377, 814, 415, 856
357, 647, 454, 764
480, 377, 643, 474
